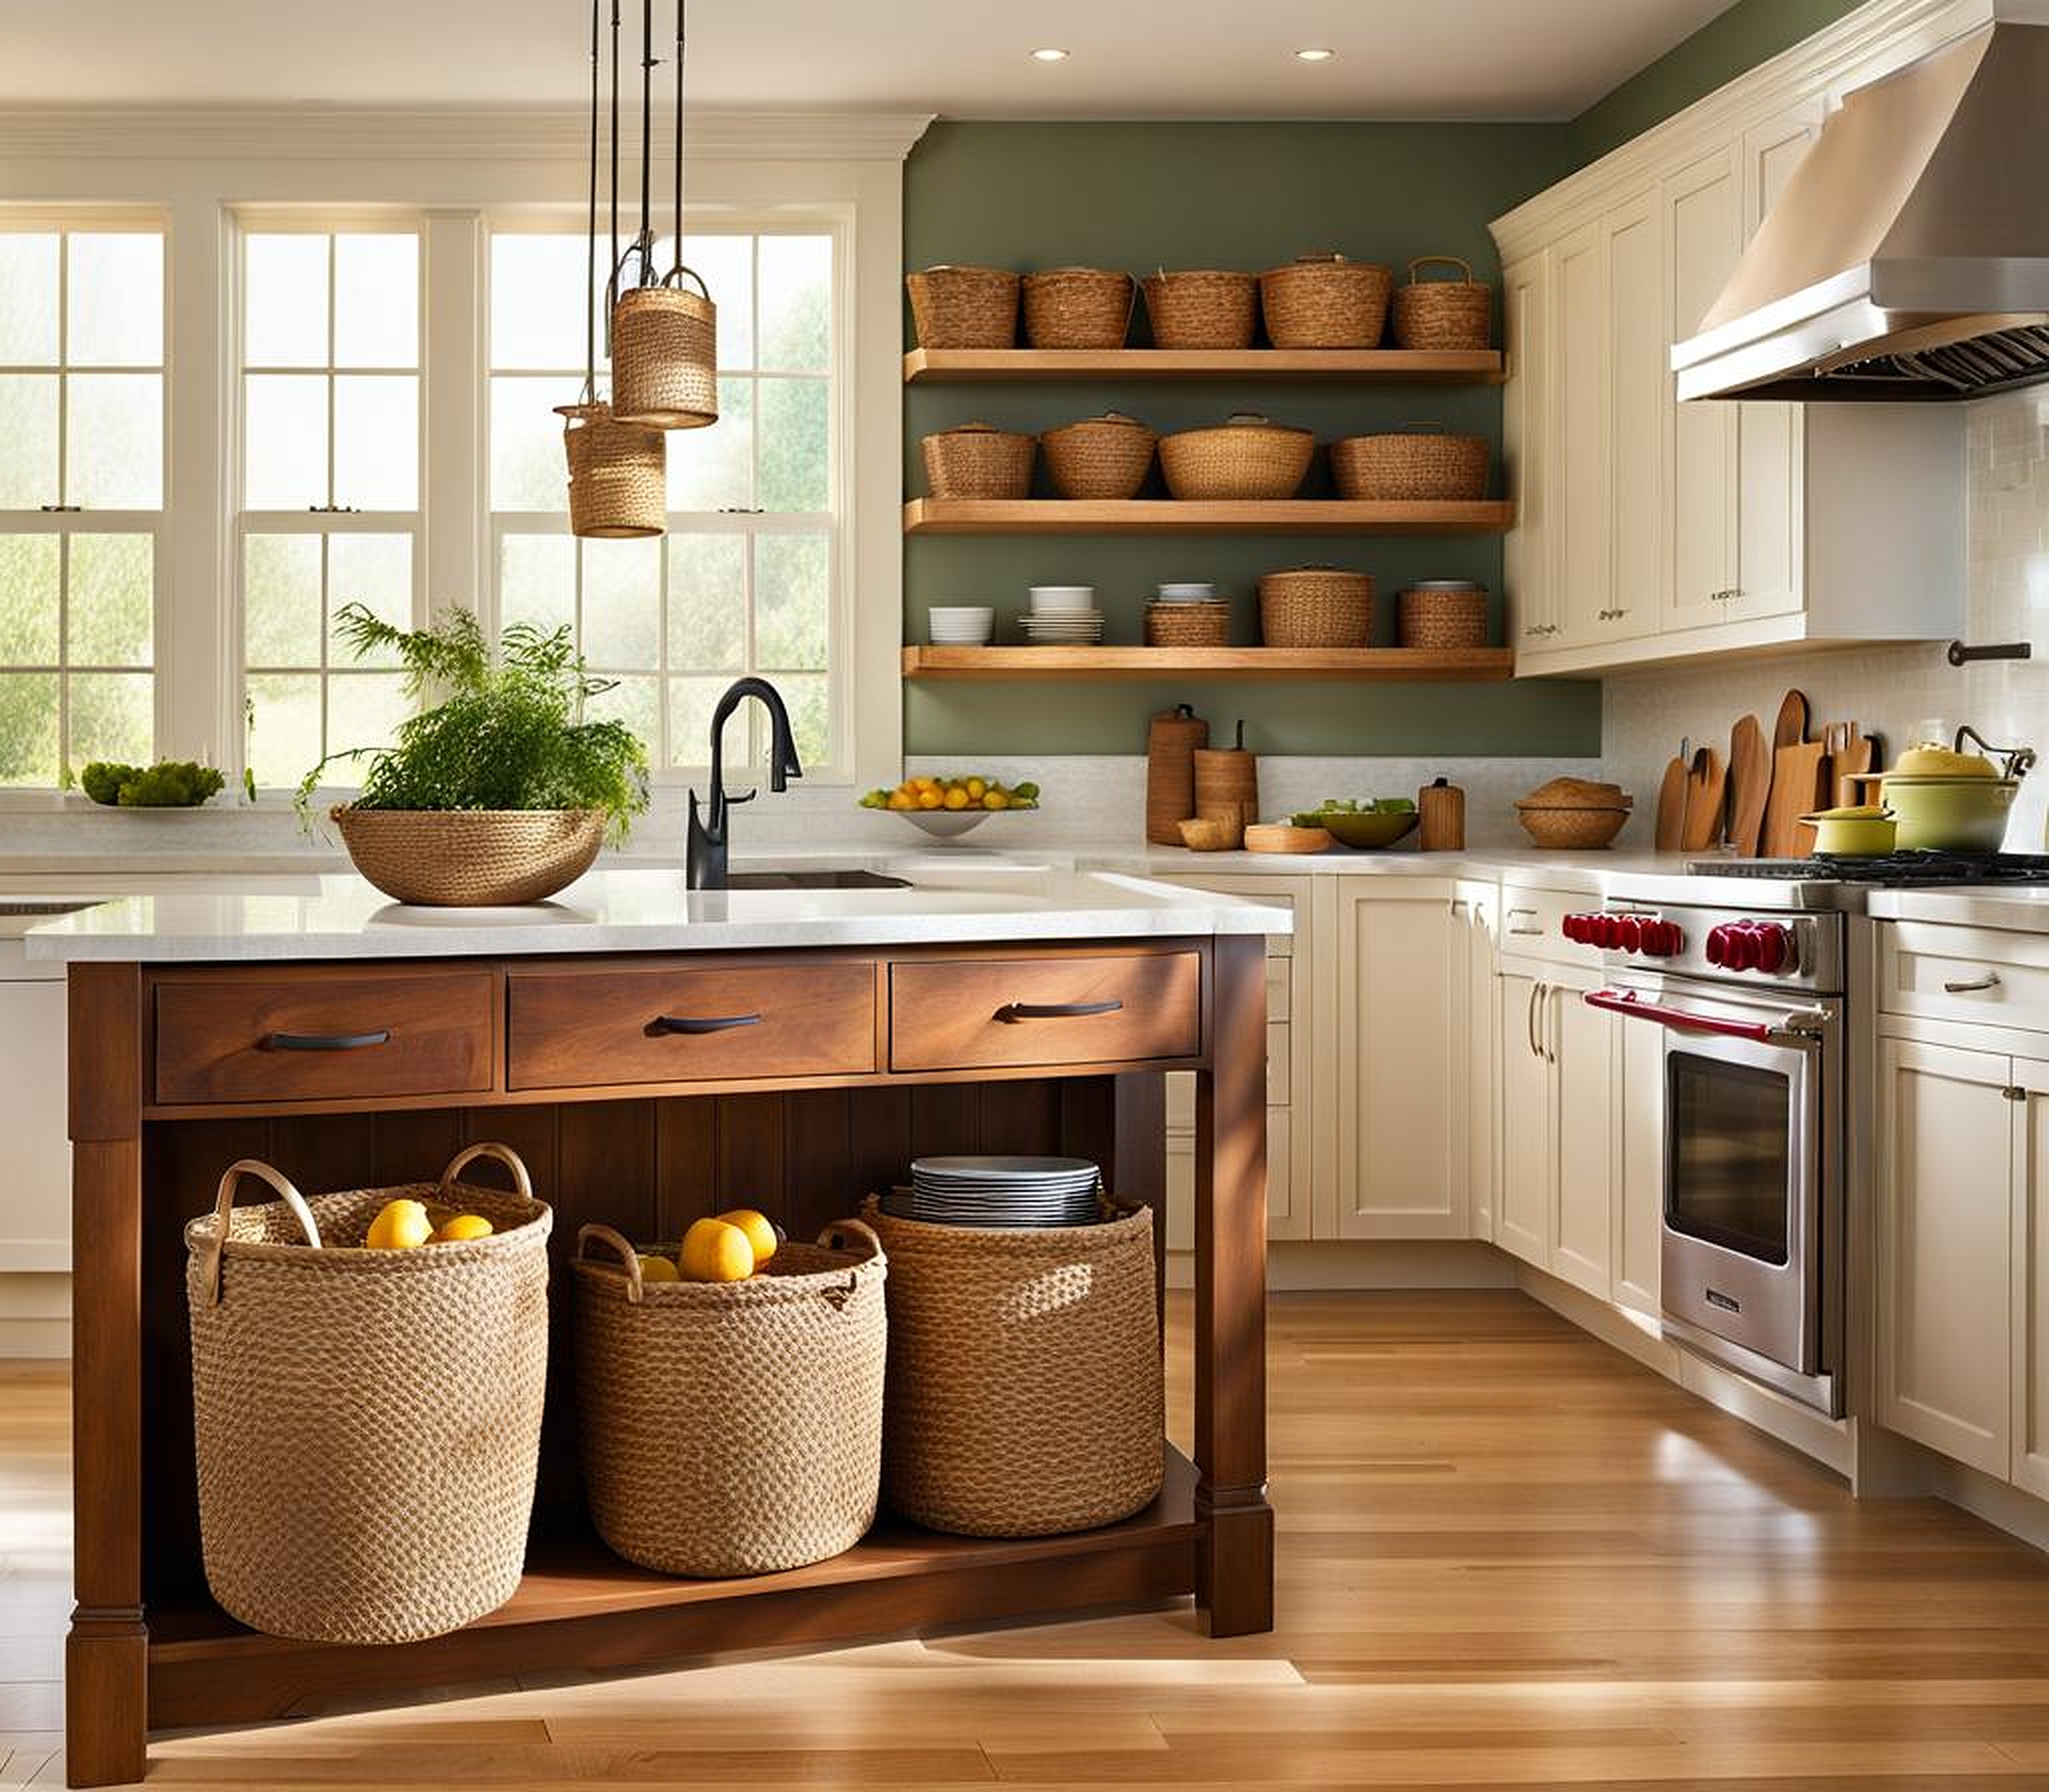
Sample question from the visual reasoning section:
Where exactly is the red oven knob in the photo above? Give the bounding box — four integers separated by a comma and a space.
1705, 920, 1791, 973
1753, 922, 1790, 974
1561, 912, 1594, 944
1642, 919, 1683, 956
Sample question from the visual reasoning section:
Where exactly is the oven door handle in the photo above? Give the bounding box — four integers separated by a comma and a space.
1584, 987, 1823, 1044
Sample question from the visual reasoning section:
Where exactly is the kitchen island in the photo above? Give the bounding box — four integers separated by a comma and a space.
30, 867, 1286, 1788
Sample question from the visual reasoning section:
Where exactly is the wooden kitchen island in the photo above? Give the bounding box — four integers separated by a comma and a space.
37, 868, 1282, 1788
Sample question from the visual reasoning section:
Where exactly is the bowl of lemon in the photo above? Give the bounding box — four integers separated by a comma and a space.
860, 774, 1041, 840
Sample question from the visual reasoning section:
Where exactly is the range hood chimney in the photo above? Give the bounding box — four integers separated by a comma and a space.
1672, 15, 2049, 401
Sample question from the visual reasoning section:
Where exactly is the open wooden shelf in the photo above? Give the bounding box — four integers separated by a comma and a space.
903, 346, 1506, 385
901, 645, 1514, 683
903, 497, 1515, 536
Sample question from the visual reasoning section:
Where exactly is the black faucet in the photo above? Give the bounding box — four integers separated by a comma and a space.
686, 676, 804, 891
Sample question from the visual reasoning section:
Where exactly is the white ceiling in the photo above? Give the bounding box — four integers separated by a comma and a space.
0, 1, 1735, 118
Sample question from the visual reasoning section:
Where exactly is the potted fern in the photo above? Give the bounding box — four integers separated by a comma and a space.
300, 605, 648, 906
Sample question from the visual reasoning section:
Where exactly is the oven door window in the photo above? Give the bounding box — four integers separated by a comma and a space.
1665, 1051, 1793, 1265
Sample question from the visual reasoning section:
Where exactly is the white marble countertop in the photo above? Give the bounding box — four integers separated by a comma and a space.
1865, 886, 2049, 930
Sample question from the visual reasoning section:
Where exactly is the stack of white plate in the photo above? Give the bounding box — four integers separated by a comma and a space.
907, 1155, 1103, 1227
1021, 584, 1103, 645
1155, 582, 1218, 603
929, 605, 996, 645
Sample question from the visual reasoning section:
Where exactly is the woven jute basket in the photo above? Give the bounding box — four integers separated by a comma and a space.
1332, 424, 1489, 502
1392, 256, 1493, 351
1159, 414, 1313, 501
920, 421, 1036, 500
864, 1196, 1163, 1537
1040, 411, 1156, 500
559, 400, 665, 538
1515, 804, 1631, 850
907, 265, 1020, 349
1022, 268, 1135, 349
332, 806, 607, 907
611, 275, 719, 429
1398, 581, 1489, 649
1146, 599, 1231, 647
571, 1220, 886, 1578
1259, 566, 1374, 648
184, 1144, 552, 1645
1142, 269, 1258, 349
1258, 253, 1394, 349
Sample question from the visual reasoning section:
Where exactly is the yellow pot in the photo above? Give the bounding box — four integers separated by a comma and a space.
1801, 811, 1897, 857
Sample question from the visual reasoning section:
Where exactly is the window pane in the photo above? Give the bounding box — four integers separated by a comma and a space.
581, 535, 659, 667
244, 234, 330, 366
244, 374, 329, 507
68, 671, 153, 768
245, 671, 322, 789
491, 377, 575, 510
68, 234, 163, 367
328, 671, 409, 758
489, 233, 598, 371
666, 377, 751, 511
500, 533, 576, 636
68, 373, 163, 508
333, 376, 417, 509
0, 673, 58, 783
68, 534, 152, 667
676, 234, 753, 369
666, 533, 745, 670
0, 234, 58, 363
757, 377, 827, 512
243, 534, 322, 666
0, 535, 60, 664
666, 673, 741, 770
587, 671, 658, 751
328, 533, 411, 666
0, 376, 59, 509
754, 533, 829, 671
758, 235, 830, 372
775, 671, 830, 769
333, 234, 417, 368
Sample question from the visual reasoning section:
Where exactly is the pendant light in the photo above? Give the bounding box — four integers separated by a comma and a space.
560, 0, 665, 538
609, 0, 719, 430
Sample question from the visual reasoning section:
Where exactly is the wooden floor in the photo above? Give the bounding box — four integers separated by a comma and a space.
7, 1289, 2049, 1788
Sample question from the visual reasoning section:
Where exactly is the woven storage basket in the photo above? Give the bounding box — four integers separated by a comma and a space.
1142, 270, 1258, 350
1146, 599, 1231, 647
331, 806, 607, 907
907, 266, 1020, 350
1040, 411, 1156, 500
1392, 256, 1493, 351
610, 273, 719, 428
1258, 253, 1394, 349
1022, 268, 1135, 349
921, 422, 1036, 500
864, 1195, 1163, 1537
1259, 566, 1374, 648
1515, 804, 1630, 850
1159, 414, 1313, 501
559, 400, 665, 538
184, 1144, 552, 1645
1398, 581, 1488, 649
1332, 424, 1489, 502
571, 1220, 886, 1578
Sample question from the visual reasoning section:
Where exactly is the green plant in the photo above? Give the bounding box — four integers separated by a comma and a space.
81, 759, 226, 808
298, 605, 648, 839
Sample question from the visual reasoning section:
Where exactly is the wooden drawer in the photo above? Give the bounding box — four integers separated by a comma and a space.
1881, 922, 2049, 1032
891, 951, 1202, 1073
154, 971, 495, 1106
507, 961, 877, 1090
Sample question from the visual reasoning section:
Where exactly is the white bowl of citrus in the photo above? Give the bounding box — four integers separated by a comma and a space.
859, 773, 1040, 839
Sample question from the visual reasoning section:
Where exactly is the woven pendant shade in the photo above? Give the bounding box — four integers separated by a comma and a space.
611, 274, 718, 429
559, 400, 666, 539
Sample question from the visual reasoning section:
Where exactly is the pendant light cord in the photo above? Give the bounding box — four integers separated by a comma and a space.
582, 0, 599, 401
608, 0, 621, 329
639, 0, 655, 274
671, 0, 684, 280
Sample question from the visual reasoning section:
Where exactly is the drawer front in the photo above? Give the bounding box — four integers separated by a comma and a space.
155, 971, 495, 1106
1881, 922, 2049, 1031
891, 951, 1202, 1073
508, 961, 877, 1090
1497, 886, 1603, 970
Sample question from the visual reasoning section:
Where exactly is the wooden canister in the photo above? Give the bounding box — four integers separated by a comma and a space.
1147, 704, 1209, 845
1418, 777, 1465, 852
1193, 723, 1259, 842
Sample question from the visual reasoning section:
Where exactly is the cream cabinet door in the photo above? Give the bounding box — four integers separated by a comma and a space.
1456, 883, 1498, 1244
1876, 1036, 2013, 1479
1603, 187, 1663, 646
1551, 219, 1611, 647
2012, 1058, 2049, 1499
1501, 251, 1556, 649
1497, 967, 1552, 1268
1549, 969, 1616, 1301
1614, 1002, 1664, 1317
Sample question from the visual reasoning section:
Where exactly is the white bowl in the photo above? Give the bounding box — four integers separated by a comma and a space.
1156, 582, 1217, 601
1028, 584, 1096, 612
897, 808, 993, 840
928, 606, 995, 646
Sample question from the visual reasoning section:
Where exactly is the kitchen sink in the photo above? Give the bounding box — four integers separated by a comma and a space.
722, 869, 911, 892
0, 900, 102, 916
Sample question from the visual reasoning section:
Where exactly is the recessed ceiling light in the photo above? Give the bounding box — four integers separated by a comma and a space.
1030, 46, 1070, 61
1295, 46, 1335, 61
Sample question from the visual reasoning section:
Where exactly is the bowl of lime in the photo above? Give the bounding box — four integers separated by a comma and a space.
1290, 797, 1418, 850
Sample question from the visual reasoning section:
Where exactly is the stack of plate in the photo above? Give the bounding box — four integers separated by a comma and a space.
1155, 581, 1218, 603
1021, 583, 1104, 645
906, 1155, 1103, 1227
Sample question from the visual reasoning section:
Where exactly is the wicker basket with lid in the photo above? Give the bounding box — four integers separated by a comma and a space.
1040, 411, 1156, 500
1259, 566, 1374, 647
1259, 253, 1394, 349
1159, 414, 1313, 501
921, 421, 1036, 500
1398, 580, 1489, 649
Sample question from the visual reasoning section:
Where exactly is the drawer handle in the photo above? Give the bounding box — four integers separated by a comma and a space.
1942, 973, 2002, 995
996, 998, 1124, 1023
1505, 908, 1543, 937
265, 1029, 391, 1051
650, 1012, 764, 1035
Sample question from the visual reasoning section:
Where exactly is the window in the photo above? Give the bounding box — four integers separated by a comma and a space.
237, 225, 421, 789
488, 226, 838, 776
0, 221, 163, 785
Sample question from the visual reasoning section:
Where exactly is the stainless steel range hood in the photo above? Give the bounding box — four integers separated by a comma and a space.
1672, 18, 2049, 401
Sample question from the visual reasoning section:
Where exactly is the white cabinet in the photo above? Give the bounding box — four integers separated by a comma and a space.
1615, 1003, 1664, 1317
1501, 252, 1556, 650
1497, 965, 1552, 1268
1454, 881, 1498, 1243
0, 947, 70, 1274
2014, 1058, 2049, 1500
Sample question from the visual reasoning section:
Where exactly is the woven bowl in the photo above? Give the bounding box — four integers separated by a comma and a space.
1515, 805, 1630, 851
1159, 415, 1313, 501
1333, 427, 1489, 502
334, 808, 607, 906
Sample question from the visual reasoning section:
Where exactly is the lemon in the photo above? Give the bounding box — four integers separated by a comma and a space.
428, 1212, 494, 1244
966, 777, 987, 799
365, 1198, 432, 1251
982, 789, 1010, 810
887, 789, 915, 810
637, 1253, 680, 1283
917, 788, 943, 810
716, 1208, 779, 1266
943, 786, 971, 810
679, 1217, 755, 1283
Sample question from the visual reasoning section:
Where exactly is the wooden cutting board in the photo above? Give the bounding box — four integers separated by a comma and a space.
1727, 715, 1770, 856
1654, 751, 1689, 852
1680, 746, 1727, 852
1764, 740, 1831, 858
1772, 689, 1809, 751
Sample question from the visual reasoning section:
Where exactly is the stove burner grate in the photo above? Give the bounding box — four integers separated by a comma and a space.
1686, 851, 2049, 885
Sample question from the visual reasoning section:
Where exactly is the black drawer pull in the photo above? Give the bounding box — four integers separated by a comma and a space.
265, 1029, 391, 1051
996, 998, 1124, 1023
650, 1012, 763, 1035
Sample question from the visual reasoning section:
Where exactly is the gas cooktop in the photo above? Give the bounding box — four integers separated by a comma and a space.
1685, 852, 2049, 886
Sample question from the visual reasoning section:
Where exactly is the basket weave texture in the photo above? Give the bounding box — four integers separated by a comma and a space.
1332, 426, 1489, 501
865, 1196, 1163, 1538
560, 401, 665, 538
1398, 584, 1488, 649
1146, 600, 1231, 647
1259, 255, 1393, 349
333, 806, 607, 907
908, 266, 1020, 349
1041, 413, 1156, 500
1159, 416, 1313, 501
1259, 567, 1374, 647
571, 1221, 887, 1578
183, 1146, 552, 1645
610, 277, 719, 427
1391, 257, 1492, 350
1022, 268, 1134, 348
920, 422, 1036, 500
1143, 271, 1258, 349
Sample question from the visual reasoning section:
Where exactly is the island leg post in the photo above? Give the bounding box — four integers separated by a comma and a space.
1193, 933, 1274, 1637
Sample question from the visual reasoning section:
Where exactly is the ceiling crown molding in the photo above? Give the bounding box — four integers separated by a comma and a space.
0, 106, 934, 163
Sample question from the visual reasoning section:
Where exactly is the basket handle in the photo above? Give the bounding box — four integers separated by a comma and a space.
1407, 256, 1474, 285
814, 1217, 885, 1306
662, 261, 711, 299
200, 1160, 322, 1308
576, 1222, 648, 1303
437, 1141, 534, 1203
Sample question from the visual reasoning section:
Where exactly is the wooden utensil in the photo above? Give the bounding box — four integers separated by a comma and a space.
1772, 689, 1809, 751
1727, 714, 1770, 856
1680, 745, 1727, 852
1654, 747, 1689, 852
1243, 822, 1330, 854
1764, 734, 1831, 858
1832, 723, 1876, 810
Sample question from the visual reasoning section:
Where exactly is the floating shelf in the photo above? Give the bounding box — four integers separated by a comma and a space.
903, 498, 1515, 536
903, 347, 1506, 385
901, 646, 1515, 683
